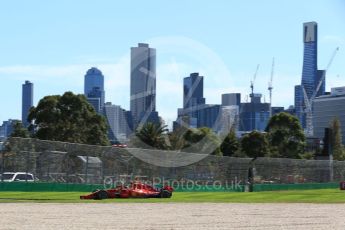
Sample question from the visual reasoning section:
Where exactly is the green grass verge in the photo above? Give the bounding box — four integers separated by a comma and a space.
0, 189, 345, 203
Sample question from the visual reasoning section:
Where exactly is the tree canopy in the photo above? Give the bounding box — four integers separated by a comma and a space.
265, 112, 305, 158
240, 130, 269, 158
167, 127, 187, 151
28, 91, 109, 145
133, 122, 168, 149
10, 121, 30, 138
330, 117, 345, 160
220, 127, 239, 156
183, 127, 221, 155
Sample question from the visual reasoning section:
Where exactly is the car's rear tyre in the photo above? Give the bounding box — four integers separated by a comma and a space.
160, 190, 172, 198
95, 190, 108, 200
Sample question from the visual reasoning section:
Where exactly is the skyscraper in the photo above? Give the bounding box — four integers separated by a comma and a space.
295, 22, 325, 128
84, 67, 105, 111
86, 97, 101, 113
103, 102, 129, 143
183, 73, 206, 108
294, 85, 305, 128
22, 80, 33, 127
302, 21, 318, 99
175, 73, 206, 129
174, 73, 223, 132
86, 87, 103, 113
130, 43, 157, 128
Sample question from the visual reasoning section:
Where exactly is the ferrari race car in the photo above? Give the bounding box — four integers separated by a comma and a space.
80, 181, 173, 200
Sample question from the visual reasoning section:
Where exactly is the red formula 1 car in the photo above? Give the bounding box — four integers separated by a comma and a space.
80, 181, 173, 200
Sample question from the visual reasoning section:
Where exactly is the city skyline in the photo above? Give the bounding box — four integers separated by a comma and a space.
0, 1, 344, 125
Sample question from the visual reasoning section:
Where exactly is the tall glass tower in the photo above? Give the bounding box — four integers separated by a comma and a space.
84, 67, 105, 110
22, 80, 33, 127
183, 72, 206, 109
130, 43, 157, 127
301, 21, 318, 99
295, 22, 325, 128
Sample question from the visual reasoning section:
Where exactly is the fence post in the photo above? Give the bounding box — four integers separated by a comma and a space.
66, 155, 70, 183
0, 141, 4, 182
329, 155, 334, 182
247, 158, 256, 192
125, 156, 133, 177
326, 127, 334, 182
47, 152, 50, 182
101, 160, 104, 185
20, 150, 30, 183
85, 155, 89, 184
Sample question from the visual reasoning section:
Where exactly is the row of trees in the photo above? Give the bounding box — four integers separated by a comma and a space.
11, 91, 345, 160
132, 112, 306, 159
132, 124, 222, 155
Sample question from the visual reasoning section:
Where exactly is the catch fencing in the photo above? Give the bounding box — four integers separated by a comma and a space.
0, 137, 344, 192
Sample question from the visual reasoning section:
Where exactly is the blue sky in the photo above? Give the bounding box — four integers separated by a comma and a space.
0, 0, 345, 126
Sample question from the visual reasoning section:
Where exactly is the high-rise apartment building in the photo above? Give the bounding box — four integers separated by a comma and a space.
130, 43, 158, 128
22, 80, 33, 127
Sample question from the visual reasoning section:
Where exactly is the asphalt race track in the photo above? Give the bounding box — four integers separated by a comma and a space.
1, 203, 345, 229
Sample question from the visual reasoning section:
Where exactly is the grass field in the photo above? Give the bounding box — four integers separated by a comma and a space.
0, 189, 345, 203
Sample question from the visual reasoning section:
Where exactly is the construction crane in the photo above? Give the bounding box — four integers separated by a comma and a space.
268, 58, 275, 117
250, 64, 260, 98
302, 47, 339, 137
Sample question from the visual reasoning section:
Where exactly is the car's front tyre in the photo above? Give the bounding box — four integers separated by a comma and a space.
160, 190, 172, 198
95, 190, 108, 200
